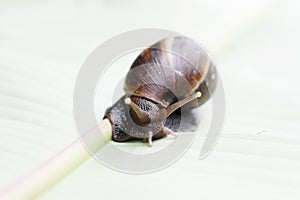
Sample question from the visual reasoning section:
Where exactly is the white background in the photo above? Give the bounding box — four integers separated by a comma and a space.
0, 0, 300, 199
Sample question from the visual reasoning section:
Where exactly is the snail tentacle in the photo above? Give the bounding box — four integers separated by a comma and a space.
147, 131, 153, 147
124, 97, 149, 123
163, 126, 177, 138
165, 91, 201, 117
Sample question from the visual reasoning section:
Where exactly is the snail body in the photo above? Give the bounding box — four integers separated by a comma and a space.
104, 36, 217, 146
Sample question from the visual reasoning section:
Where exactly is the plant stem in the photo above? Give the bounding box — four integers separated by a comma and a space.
0, 119, 112, 200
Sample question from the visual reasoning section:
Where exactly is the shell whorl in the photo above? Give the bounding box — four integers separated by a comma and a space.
124, 36, 216, 108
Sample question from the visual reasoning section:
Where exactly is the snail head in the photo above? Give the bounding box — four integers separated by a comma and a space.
104, 92, 201, 147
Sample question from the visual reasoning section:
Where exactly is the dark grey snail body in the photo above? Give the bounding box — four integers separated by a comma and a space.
104, 36, 217, 146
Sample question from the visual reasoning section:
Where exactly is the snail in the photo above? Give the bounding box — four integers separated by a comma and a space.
104, 36, 217, 147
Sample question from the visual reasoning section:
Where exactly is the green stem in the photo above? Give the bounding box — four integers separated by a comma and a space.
0, 119, 112, 200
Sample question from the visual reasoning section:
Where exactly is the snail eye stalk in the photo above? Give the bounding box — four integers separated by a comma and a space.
125, 92, 202, 124
165, 91, 201, 117
124, 97, 149, 122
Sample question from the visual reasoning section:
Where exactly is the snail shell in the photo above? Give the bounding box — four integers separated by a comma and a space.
124, 36, 217, 108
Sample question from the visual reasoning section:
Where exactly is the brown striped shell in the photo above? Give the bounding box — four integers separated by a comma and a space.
124, 36, 217, 108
